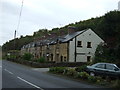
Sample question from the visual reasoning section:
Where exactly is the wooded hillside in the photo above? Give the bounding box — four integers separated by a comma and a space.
2, 11, 120, 53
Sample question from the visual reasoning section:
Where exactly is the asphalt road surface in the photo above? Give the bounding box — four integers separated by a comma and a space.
2, 60, 105, 89
0, 60, 2, 90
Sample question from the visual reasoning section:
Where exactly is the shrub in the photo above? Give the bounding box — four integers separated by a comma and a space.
22, 53, 33, 61
49, 67, 56, 72
112, 79, 120, 89
73, 72, 79, 78
49, 67, 67, 74
56, 67, 67, 73
88, 76, 97, 83
96, 76, 103, 84
9, 55, 17, 59
78, 72, 89, 79
75, 65, 87, 72
66, 68, 77, 76
37, 57, 46, 63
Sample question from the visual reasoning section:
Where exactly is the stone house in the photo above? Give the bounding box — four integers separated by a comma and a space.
57, 28, 104, 62
21, 28, 104, 63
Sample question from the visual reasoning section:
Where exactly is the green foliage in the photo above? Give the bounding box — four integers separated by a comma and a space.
22, 53, 33, 61
37, 57, 46, 63
78, 72, 89, 79
2, 11, 120, 65
49, 66, 115, 86
75, 65, 87, 72
66, 68, 77, 76
88, 76, 97, 83
7, 55, 17, 60
49, 67, 67, 74
94, 43, 120, 64
2, 35, 33, 52
112, 79, 120, 89
49, 67, 56, 72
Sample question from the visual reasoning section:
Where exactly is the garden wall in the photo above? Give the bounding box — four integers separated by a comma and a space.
7, 59, 87, 68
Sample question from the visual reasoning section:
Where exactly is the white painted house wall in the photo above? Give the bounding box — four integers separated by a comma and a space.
69, 29, 104, 62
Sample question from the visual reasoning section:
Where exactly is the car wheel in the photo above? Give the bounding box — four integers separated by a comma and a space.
90, 72, 95, 76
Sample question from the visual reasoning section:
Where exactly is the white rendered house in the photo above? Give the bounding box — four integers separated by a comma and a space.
66, 28, 104, 62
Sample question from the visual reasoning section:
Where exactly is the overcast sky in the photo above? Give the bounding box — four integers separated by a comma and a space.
0, 0, 120, 46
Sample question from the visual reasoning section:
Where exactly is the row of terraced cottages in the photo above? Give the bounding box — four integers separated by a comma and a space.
21, 28, 104, 63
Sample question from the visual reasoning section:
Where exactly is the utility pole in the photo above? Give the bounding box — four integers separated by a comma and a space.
14, 30, 16, 50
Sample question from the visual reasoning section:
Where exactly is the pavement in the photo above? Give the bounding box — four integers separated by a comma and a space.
2, 60, 105, 89
31, 68, 49, 72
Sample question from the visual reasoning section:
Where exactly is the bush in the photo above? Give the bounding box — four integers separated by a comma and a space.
37, 57, 46, 63
88, 76, 97, 83
56, 67, 67, 73
73, 72, 79, 78
66, 68, 77, 76
75, 65, 87, 72
112, 79, 120, 89
49, 67, 67, 74
9, 55, 17, 60
22, 53, 33, 61
96, 76, 103, 84
49, 67, 56, 72
78, 72, 89, 79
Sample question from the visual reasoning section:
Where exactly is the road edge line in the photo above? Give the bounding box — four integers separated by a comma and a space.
4, 69, 13, 75
17, 76, 44, 90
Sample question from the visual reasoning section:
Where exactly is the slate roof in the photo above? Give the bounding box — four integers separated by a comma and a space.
22, 28, 89, 48
60, 29, 87, 43
48, 29, 87, 44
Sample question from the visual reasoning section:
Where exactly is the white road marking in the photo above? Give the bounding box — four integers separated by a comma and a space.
17, 76, 43, 90
4, 69, 13, 75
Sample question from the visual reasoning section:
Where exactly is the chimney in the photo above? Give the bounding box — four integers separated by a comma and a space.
67, 26, 76, 34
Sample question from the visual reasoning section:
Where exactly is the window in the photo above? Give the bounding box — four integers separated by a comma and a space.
64, 57, 67, 62
106, 64, 115, 70
77, 41, 82, 47
61, 56, 63, 62
87, 42, 92, 48
95, 64, 105, 69
87, 56, 91, 62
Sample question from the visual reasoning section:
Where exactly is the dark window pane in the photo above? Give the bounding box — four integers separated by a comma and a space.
87, 42, 92, 48
87, 56, 91, 62
77, 41, 82, 47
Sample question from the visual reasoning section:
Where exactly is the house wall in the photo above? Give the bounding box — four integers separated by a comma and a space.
48, 43, 68, 63
41, 45, 46, 58
69, 29, 104, 62
36, 47, 41, 58
69, 38, 75, 62
59, 43, 68, 62
49, 44, 56, 62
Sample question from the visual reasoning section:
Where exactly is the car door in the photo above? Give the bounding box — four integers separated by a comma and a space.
94, 64, 106, 76
105, 64, 117, 77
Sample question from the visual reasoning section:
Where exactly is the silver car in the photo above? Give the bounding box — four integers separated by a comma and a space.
86, 63, 120, 78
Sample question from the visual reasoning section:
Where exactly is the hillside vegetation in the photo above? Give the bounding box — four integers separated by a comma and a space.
2, 11, 120, 63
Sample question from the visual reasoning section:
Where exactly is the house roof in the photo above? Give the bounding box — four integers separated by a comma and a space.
21, 28, 89, 48
48, 29, 88, 44
59, 29, 87, 43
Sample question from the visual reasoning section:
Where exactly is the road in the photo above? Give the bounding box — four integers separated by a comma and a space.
0, 60, 2, 90
2, 60, 104, 89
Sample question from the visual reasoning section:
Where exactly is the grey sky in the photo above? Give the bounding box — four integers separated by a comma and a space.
0, 0, 119, 45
